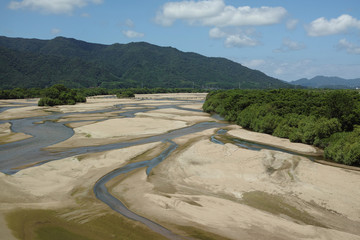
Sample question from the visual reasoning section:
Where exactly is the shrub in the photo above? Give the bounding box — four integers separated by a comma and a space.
38, 84, 86, 106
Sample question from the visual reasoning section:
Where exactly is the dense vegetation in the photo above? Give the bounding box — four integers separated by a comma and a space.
0, 87, 207, 100
0, 85, 208, 106
38, 84, 86, 106
203, 89, 360, 165
0, 36, 291, 89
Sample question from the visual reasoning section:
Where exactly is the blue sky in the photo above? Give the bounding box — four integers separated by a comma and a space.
1, 0, 360, 81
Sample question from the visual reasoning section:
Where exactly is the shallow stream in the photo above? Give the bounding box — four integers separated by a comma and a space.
0, 98, 325, 240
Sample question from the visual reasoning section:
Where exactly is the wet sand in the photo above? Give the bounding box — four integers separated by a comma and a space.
0, 123, 32, 144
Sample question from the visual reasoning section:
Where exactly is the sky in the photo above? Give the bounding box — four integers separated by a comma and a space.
1, 0, 360, 81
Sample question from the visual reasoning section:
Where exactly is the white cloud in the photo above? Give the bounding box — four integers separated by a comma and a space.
155, 0, 225, 26
125, 19, 135, 28
122, 30, 144, 38
209, 27, 226, 38
156, 0, 287, 27
306, 14, 360, 37
209, 27, 259, 48
286, 19, 298, 30
51, 28, 61, 35
203, 6, 287, 27
224, 34, 258, 47
8, 0, 103, 14
242, 59, 266, 69
337, 38, 360, 55
274, 38, 305, 52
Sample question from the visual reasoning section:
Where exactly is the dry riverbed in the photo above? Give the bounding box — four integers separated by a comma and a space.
0, 94, 359, 240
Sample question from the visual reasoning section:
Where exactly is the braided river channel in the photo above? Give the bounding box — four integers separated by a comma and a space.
1, 95, 359, 240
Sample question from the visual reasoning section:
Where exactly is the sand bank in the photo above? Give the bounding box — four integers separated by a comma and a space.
48, 117, 188, 149
57, 110, 123, 122
227, 126, 320, 155
0, 105, 51, 120
0, 122, 32, 144
0, 142, 161, 210
135, 93, 207, 100
135, 108, 214, 124
2, 94, 359, 240
48, 97, 211, 149
111, 130, 360, 240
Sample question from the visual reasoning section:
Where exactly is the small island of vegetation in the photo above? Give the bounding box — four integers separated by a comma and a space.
38, 84, 86, 106
203, 89, 360, 166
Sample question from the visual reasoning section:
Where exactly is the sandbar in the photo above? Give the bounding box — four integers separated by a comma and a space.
227, 126, 320, 155
112, 131, 360, 240
0, 122, 32, 144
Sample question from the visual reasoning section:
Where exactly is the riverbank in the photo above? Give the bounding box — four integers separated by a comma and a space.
112, 128, 360, 240
0, 122, 32, 144
0, 142, 168, 240
1, 94, 359, 240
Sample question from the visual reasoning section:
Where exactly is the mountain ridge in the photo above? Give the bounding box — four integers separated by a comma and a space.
0, 36, 291, 89
291, 76, 360, 89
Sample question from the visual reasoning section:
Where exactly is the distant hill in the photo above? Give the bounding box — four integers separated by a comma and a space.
0, 36, 291, 89
291, 76, 360, 89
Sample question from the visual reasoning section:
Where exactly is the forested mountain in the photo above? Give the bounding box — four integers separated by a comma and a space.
291, 76, 360, 89
0, 36, 291, 89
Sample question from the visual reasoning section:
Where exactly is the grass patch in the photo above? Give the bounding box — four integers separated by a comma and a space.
177, 225, 231, 240
35, 226, 91, 240
241, 191, 326, 227
6, 208, 168, 240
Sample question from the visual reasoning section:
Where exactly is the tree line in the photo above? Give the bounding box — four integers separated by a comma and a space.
203, 89, 360, 166
0, 86, 207, 99
0, 85, 208, 106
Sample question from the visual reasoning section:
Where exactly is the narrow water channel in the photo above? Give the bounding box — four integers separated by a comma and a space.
0, 98, 325, 240
210, 129, 322, 161
94, 141, 183, 240
0, 100, 210, 173
1, 98, 220, 239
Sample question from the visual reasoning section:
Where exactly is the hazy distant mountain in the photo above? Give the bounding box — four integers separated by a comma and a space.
0, 36, 291, 89
291, 76, 360, 89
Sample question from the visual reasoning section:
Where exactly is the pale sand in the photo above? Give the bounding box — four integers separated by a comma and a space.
57, 111, 124, 122
0, 122, 32, 144
49, 98, 211, 149
0, 98, 38, 106
76, 118, 188, 138
227, 126, 320, 155
135, 108, 214, 124
0, 105, 51, 120
2, 94, 359, 240
179, 104, 204, 110
52, 98, 126, 113
112, 131, 360, 240
0, 142, 161, 210
135, 93, 207, 100
48, 117, 188, 149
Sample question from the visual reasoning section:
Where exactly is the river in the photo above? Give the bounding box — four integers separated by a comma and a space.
0, 96, 331, 240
